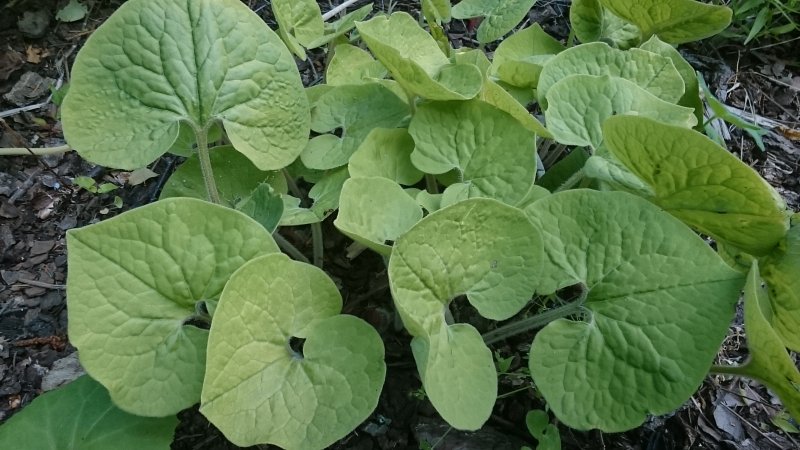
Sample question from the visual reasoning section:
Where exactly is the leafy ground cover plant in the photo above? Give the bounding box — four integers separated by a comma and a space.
2, 0, 799, 448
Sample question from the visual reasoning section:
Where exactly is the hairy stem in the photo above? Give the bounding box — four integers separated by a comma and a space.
282, 168, 304, 199
483, 298, 586, 345
0, 144, 71, 156
709, 364, 752, 377
425, 174, 439, 194
554, 169, 584, 193
311, 222, 324, 268
273, 232, 310, 264
194, 123, 221, 204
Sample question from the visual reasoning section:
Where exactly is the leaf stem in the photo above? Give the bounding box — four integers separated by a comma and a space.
273, 232, 311, 264
0, 144, 71, 156
709, 364, 752, 377
311, 222, 324, 268
554, 169, 584, 193
193, 123, 221, 204
282, 168, 304, 199
425, 174, 439, 194
482, 298, 586, 345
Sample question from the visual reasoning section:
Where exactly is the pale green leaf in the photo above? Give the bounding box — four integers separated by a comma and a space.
326, 44, 388, 86
525, 410, 561, 450
545, 74, 697, 149
537, 42, 685, 106
348, 128, 424, 185
62, 0, 309, 171
160, 145, 287, 207
639, 35, 703, 126
306, 4, 373, 48
422, 0, 452, 22
416, 190, 443, 213
273, 0, 324, 55
526, 190, 744, 431
301, 83, 410, 170
408, 100, 538, 205
583, 155, 654, 197
280, 167, 349, 226
0, 376, 177, 450
335, 177, 423, 256
570, 0, 641, 48
67, 198, 278, 416
600, 0, 732, 44
762, 215, 800, 351
356, 12, 483, 100
451, 0, 537, 43
727, 262, 800, 420
56, 0, 88, 22
603, 116, 790, 255
201, 254, 386, 448
491, 24, 565, 89
389, 199, 543, 429
235, 183, 284, 233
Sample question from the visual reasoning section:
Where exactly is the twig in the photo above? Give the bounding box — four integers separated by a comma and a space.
273, 232, 310, 264
0, 144, 72, 156
0, 101, 52, 119
16, 278, 65, 290
321, 0, 361, 20
8, 168, 41, 204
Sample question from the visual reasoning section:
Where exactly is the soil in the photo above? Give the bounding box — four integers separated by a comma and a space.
1, 1, 799, 449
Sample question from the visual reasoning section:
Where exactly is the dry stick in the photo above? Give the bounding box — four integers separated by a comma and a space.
16, 278, 65, 290
321, 0, 361, 20
0, 144, 71, 156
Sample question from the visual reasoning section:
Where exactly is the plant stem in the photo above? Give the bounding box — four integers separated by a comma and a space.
554, 169, 584, 193
311, 222, 324, 268
482, 300, 585, 345
194, 123, 221, 204
282, 168, 304, 199
0, 144, 71, 156
321, 0, 360, 20
709, 364, 751, 377
273, 232, 310, 264
425, 174, 439, 194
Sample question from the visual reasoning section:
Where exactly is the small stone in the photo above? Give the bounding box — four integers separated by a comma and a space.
54, 255, 67, 266
39, 292, 63, 309
57, 214, 77, 230
24, 287, 46, 297
41, 353, 85, 392
30, 240, 55, 256
3, 71, 55, 106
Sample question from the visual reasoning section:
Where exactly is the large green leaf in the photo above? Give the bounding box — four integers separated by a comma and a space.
389, 199, 542, 429
201, 254, 385, 448
408, 100, 538, 206
0, 375, 177, 450
526, 190, 744, 431
159, 145, 287, 206
326, 44, 387, 86
603, 116, 790, 255
545, 74, 696, 149
62, 0, 309, 171
537, 42, 684, 106
451, 0, 537, 43
569, 0, 640, 48
491, 23, 564, 90
639, 35, 703, 127
348, 128, 424, 185
761, 215, 800, 351
302, 83, 410, 170
600, 0, 732, 44
272, 0, 324, 59
335, 177, 423, 256
67, 198, 278, 416
727, 262, 800, 420
356, 12, 483, 101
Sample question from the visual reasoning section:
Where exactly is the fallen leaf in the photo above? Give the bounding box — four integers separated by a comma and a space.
25, 46, 48, 64
56, 0, 89, 23
779, 126, 800, 141
126, 167, 158, 186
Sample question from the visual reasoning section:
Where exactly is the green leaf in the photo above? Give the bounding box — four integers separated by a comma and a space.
491, 24, 565, 90
422, 0, 452, 22
599, 0, 732, 44
583, 154, 654, 197
167, 122, 223, 157
62, 0, 309, 171
727, 262, 800, 421
451, 0, 537, 43
356, 12, 483, 101
235, 183, 284, 233
56, 0, 88, 22
160, 145, 287, 207
201, 254, 386, 448
302, 83, 410, 170
0, 376, 177, 450
272, 0, 324, 59
545, 74, 697, 149
67, 198, 279, 416
335, 177, 423, 256
537, 42, 685, 107
762, 215, 800, 351
326, 44, 388, 86
306, 4, 373, 48
602, 116, 790, 255
569, 0, 641, 48
280, 166, 349, 226
526, 190, 744, 432
389, 199, 543, 429
537, 148, 590, 192
408, 100, 538, 206
348, 128, 424, 185
525, 410, 561, 450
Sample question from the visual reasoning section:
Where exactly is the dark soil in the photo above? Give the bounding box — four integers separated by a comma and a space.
1, 1, 799, 449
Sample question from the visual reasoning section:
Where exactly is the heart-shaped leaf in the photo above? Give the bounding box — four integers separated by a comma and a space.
526, 190, 744, 431
537, 42, 684, 106
62, 0, 309, 171
280, 166, 349, 226
761, 215, 800, 351
201, 254, 386, 449
389, 199, 542, 429
302, 83, 410, 170
326, 44, 388, 86
639, 36, 703, 127
348, 128, 424, 184
491, 23, 565, 89
600, 0, 732, 44
569, 0, 640, 48
335, 177, 423, 255
356, 12, 483, 101
272, 0, 324, 59
409, 100, 538, 206
603, 116, 790, 255
0, 375, 177, 450
451, 0, 537, 43
67, 198, 278, 416
545, 74, 696, 149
